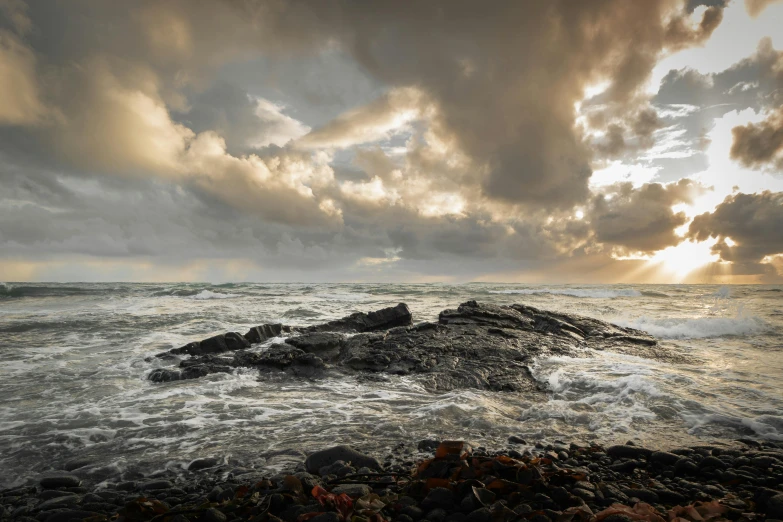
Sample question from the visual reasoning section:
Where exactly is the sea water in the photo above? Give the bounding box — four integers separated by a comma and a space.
0, 283, 781, 487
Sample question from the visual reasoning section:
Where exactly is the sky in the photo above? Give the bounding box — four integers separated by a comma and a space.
1, 0, 783, 283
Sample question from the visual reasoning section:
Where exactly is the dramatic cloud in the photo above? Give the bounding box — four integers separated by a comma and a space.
589, 179, 707, 254
688, 191, 783, 271
731, 106, 783, 170
745, 0, 783, 17
3, 0, 783, 282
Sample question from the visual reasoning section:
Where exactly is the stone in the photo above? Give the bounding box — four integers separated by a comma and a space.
768, 494, 783, 519
309, 513, 341, 522
188, 457, 220, 471
674, 458, 699, 475
286, 332, 345, 357
304, 445, 381, 474
37, 495, 81, 510
62, 459, 93, 472
202, 508, 227, 522
39, 472, 82, 489
245, 323, 288, 344
606, 445, 653, 460
45, 510, 102, 522
39, 491, 77, 501
650, 451, 681, 466
421, 487, 455, 511
306, 303, 413, 333
331, 484, 371, 497
699, 456, 727, 469
139, 480, 173, 491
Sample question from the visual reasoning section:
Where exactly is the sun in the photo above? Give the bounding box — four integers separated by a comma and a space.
648, 239, 720, 278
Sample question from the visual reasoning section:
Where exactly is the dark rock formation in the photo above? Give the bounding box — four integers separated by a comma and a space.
303, 302, 412, 333
148, 300, 668, 391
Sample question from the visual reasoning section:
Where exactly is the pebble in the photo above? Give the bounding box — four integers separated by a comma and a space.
139, 479, 173, 491
188, 457, 220, 471
768, 494, 783, 519
305, 445, 380, 474
39, 472, 82, 489
331, 484, 371, 497
202, 507, 227, 522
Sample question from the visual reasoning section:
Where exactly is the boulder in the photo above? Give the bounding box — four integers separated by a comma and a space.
245, 323, 289, 344
39, 471, 82, 489
305, 303, 412, 333
305, 445, 381, 474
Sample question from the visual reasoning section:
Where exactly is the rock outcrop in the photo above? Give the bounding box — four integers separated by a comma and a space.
147, 300, 667, 391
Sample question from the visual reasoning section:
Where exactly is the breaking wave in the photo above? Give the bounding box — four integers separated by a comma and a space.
615, 314, 768, 339
489, 288, 642, 298
189, 290, 241, 300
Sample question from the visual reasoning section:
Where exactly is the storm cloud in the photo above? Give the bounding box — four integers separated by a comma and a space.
2, 0, 783, 282
688, 191, 783, 270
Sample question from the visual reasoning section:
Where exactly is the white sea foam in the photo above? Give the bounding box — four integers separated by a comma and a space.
615, 314, 768, 339
489, 288, 642, 298
189, 290, 241, 300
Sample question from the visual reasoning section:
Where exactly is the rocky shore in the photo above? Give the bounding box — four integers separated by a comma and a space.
146, 301, 680, 392
3, 438, 783, 522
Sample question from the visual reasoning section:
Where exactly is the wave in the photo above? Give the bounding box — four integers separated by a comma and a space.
614, 314, 768, 339
189, 290, 241, 300
489, 288, 642, 298
282, 307, 321, 319
0, 284, 112, 298
640, 290, 670, 298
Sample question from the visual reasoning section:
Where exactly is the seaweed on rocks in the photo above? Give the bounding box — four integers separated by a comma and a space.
6, 439, 783, 522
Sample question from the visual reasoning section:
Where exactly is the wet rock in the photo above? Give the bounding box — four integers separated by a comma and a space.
39, 472, 82, 489
62, 459, 93, 472
699, 456, 728, 469
465, 507, 492, 522
139, 480, 173, 491
147, 301, 674, 390
234, 345, 325, 377
37, 495, 81, 510
286, 332, 345, 358
621, 488, 658, 504
768, 494, 783, 519
188, 457, 220, 471
418, 439, 440, 452
331, 484, 371, 497
606, 445, 653, 460
421, 488, 455, 511
202, 507, 227, 522
400, 505, 424, 520
39, 491, 77, 501
318, 461, 353, 477
674, 458, 699, 475
305, 303, 412, 333
305, 445, 381, 474
508, 436, 527, 444
245, 323, 288, 344
649, 451, 681, 466
44, 510, 102, 522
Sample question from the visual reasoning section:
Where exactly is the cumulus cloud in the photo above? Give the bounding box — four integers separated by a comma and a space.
589, 179, 707, 254
688, 191, 783, 270
745, 0, 783, 17
730, 106, 783, 170
11, 0, 783, 282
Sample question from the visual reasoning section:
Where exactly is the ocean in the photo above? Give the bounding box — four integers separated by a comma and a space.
0, 282, 781, 488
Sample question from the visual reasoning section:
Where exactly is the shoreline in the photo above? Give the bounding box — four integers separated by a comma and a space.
4, 437, 782, 522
